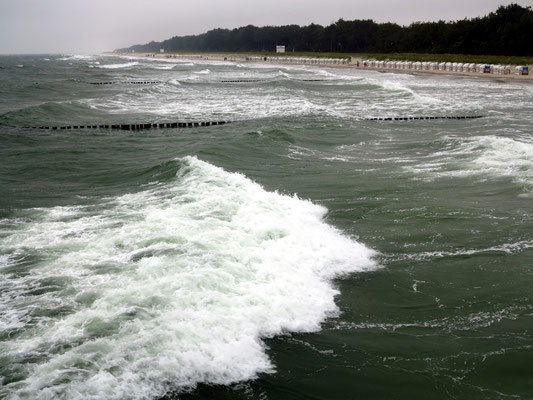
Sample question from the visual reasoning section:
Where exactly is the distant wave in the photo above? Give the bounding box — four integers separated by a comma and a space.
99, 61, 139, 69
57, 55, 95, 61
151, 64, 175, 70
405, 135, 533, 196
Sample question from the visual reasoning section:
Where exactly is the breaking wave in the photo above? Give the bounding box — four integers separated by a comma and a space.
0, 156, 377, 400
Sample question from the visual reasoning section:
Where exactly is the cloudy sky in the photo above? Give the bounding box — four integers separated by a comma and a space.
0, 0, 530, 54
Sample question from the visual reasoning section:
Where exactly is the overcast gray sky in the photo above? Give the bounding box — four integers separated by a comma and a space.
0, 0, 530, 54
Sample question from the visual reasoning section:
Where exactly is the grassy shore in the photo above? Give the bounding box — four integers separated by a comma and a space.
141, 50, 532, 65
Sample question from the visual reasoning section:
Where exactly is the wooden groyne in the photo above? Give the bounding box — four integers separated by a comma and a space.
18, 121, 231, 131
81, 81, 162, 85
364, 115, 484, 121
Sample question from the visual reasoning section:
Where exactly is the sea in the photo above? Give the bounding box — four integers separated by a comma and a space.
0, 54, 532, 400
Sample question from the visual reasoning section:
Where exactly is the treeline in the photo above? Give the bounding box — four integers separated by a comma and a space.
118, 4, 533, 56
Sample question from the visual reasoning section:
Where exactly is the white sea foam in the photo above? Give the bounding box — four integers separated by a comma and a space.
287, 145, 355, 163
57, 55, 95, 61
83, 87, 323, 119
78, 58, 477, 121
406, 135, 533, 194
335, 306, 523, 333
287, 145, 318, 160
372, 78, 415, 95
390, 239, 533, 262
0, 157, 377, 400
99, 61, 139, 69
76, 59, 397, 119
152, 64, 175, 70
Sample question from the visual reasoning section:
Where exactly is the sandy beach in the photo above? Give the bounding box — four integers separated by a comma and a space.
113, 52, 533, 82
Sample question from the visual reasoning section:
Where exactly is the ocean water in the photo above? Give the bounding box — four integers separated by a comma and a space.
0, 54, 532, 400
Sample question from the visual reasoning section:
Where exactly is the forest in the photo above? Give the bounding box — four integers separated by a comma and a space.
118, 4, 533, 56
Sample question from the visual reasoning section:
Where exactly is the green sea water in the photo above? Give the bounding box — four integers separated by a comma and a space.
1, 54, 532, 400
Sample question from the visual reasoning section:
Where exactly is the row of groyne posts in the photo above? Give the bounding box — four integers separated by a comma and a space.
20, 121, 230, 131
15, 116, 486, 131
360, 60, 529, 75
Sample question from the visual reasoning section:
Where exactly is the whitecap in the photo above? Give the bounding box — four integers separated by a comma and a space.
152, 64, 175, 70
57, 55, 95, 61
0, 156, 377, 400
99, 61, 139, 69
405, 135, 533, 195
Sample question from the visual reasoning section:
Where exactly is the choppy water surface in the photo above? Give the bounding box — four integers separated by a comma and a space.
1, 54, 532, 400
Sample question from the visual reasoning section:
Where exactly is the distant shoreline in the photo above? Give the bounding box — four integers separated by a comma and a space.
110, 52, 533, 82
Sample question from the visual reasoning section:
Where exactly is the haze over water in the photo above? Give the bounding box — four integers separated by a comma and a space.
1, 54, 532, 400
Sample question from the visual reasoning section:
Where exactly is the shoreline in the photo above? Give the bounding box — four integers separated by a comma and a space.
110, 52, 533, 82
